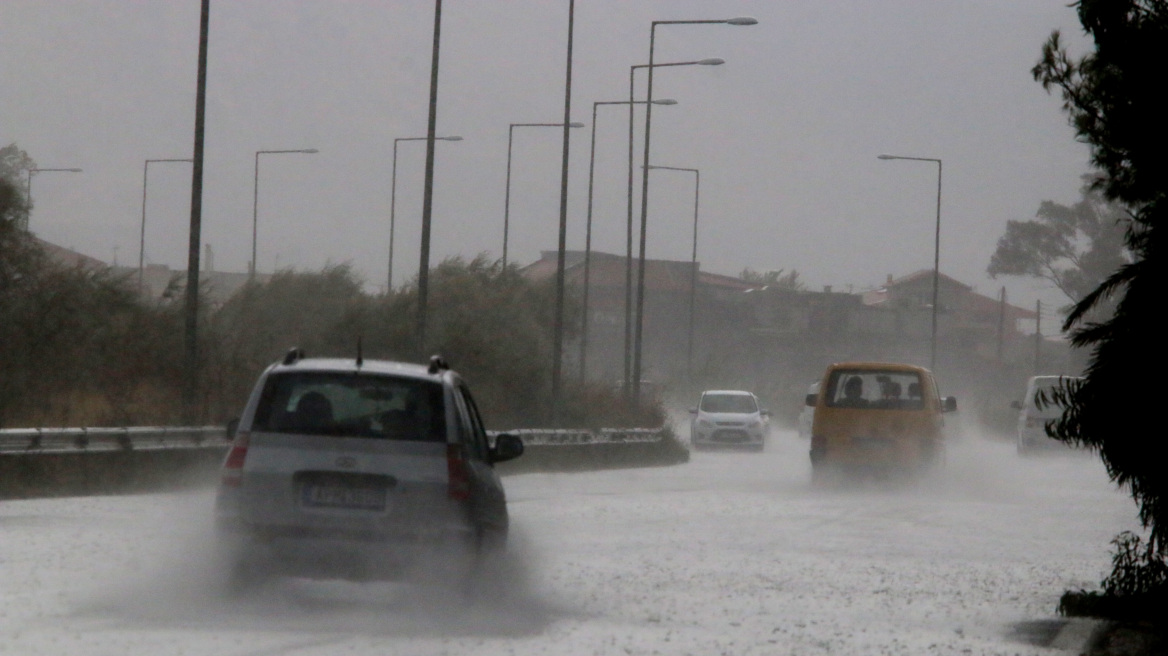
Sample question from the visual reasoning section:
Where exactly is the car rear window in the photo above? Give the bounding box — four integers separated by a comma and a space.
700, 394, 758, 413
824, 370, 925, 410
251, 372, 446, 441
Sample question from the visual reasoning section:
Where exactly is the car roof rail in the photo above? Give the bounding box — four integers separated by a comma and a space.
283, 347, 306, 365
428, 355, 449, 375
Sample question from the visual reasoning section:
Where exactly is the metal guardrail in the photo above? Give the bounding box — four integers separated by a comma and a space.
0, 426, 228, 454
490, 426, 669, 446
0, 424, 668, 454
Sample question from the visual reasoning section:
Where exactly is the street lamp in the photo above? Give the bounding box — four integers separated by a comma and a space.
501, 122, 584, 268
389, 135, 462, 291
633, 15, 757, 404
579, 98, 677, 383
623, 57, 721, 393
139, 158, 192, 290
251, 148, 318, 280
878, 153, 943, 371
645, 164, 700, 382
23, 167, 82, 232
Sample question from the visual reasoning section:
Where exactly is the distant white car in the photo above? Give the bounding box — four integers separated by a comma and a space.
797, 382, 819, 440
1013, 375, 1081, 454
689, 390, 770, 451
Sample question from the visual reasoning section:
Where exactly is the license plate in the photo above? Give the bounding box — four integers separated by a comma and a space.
301, 485, 387, 511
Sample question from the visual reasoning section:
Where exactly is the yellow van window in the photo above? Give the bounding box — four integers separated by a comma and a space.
824, 370, 925, 410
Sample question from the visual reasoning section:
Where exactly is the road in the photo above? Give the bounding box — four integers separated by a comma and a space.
0, 429, 1135, 655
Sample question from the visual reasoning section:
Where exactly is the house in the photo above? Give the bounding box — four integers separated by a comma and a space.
860, 270, 1037, 359
36, 237, 263, 307
521, 250, 754, 382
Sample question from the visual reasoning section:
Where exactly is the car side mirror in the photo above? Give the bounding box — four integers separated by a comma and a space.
688, 407, 698, 414
943, 396, 958, 413
761, 409, 772, 417
226, 417, 240, 439
805, 394, 818, 407
490, 433, 524, 464
1010, 400, 1022, 410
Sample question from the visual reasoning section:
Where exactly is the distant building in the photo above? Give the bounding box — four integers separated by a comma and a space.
36, 236, 263, 307
523, 251, 1041, 394
114, 263, 266, 307
33, 236, 105, 270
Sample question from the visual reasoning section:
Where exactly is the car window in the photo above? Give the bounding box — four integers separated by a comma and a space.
700, 394, 758, 413
824, 370, 925, 410
252, 371, 446, 440
456, 385, 490, 461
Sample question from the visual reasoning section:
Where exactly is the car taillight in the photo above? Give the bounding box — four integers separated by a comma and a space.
446, 443, 471, 501
220, 431, 250, 487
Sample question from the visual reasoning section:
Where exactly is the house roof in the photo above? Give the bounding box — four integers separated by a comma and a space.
522, 250, 730, 293
861, 269, 1036, 320
34, 237, 106, 270
888, 269, 973, 291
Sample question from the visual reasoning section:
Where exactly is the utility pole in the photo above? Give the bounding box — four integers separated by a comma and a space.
1033, 299, 1042, 374
996, 286, 1006, 363
183, 0, 210, 424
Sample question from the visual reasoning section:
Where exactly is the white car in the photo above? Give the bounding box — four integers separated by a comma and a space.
689, 390, 770, 451
1013, 375, 1081, 454
215, 350, 523, 586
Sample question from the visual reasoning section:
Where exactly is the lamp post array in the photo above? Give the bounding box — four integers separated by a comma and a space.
139, 158, 192, 290
632, 16, 757, 404
23, 167, 82, 232
877, 154, 943, 371
149, 3, 759, 421
579, 98, 676, 383
501, 122, 584, 269
623, 57, 722, 393
251, 148, 318, 281
389, 136, 462, 292
644, 164, 700, 382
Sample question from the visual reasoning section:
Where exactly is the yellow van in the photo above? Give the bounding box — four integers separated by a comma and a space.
807, 362, 956, 478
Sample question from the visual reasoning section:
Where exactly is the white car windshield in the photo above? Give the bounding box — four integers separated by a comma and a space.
700, 394, 758, 414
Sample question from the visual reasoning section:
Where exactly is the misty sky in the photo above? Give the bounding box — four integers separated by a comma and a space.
1, 1, 1093, 314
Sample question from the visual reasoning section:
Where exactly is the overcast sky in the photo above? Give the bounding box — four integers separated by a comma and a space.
1, 1, 1093, 314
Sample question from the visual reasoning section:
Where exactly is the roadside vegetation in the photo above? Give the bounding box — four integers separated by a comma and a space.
0, 159, 660, 431
1028, 0, 1168, 626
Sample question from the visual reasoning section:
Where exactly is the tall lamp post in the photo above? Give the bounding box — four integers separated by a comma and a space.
579, 98, 677, 383
878, 153, 943, 371
23, 167, 83, 232
633, 16, 757, 404
645, 164, 700, 382
622, 58, 721, 393
389, 135, 462, 292
251, 148, 318, 280
501, 122, 584, 268
139, 158, 192, 290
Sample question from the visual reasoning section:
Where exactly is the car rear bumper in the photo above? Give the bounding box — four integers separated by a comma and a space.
217, 517, 478, 581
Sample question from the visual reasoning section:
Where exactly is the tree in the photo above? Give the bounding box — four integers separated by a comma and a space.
740, 267, 805, 291
0, 143, 35, 229
1034, 0, 1168, 555
988, 177, 1129, 311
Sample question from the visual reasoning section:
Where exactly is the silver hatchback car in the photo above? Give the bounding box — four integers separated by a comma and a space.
215, 350, 523, 584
